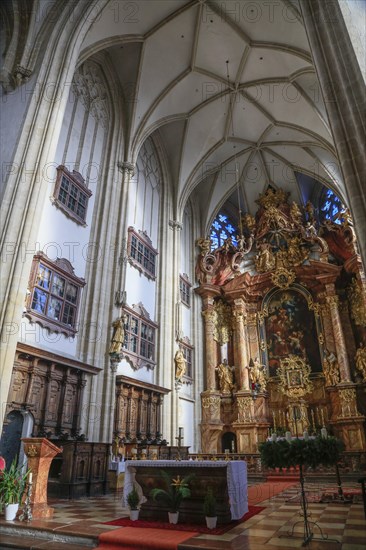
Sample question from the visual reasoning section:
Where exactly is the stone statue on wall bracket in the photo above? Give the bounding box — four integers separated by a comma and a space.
109, 315, 127, 355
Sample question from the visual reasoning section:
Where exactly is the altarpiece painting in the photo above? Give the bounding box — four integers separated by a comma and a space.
264, 289, 322, 376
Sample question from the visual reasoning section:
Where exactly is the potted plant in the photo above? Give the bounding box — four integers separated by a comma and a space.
0, 458, 30, 521
127, 485, 140, 520
203, 487, 217, 529
150, 470, 194, 524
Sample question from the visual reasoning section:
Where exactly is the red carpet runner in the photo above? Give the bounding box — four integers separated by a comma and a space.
97, 482, 297, 549
248, 480, 298, 504
97, 527, 198, 550
104, 505, 265, 535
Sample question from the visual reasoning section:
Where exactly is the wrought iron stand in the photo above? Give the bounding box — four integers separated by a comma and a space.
19, 481, 33, 522
281, 464, 340, 546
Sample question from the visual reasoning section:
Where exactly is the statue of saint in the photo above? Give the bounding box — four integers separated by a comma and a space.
355, 343, 366, 381
216, 359, 235, 393
174, 349, 186, 381
323, 349, 340, 386
247, 357, 267, 391
109, 315, 126, 354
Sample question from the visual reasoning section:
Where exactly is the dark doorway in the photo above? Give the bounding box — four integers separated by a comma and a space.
0, 410, 24, 467
222, 431, 237, 453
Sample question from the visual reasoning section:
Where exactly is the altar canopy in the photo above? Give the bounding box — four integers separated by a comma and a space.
123, 460, 248, 523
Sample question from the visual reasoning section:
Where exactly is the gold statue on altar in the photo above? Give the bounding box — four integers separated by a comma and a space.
355, 343, 366, 381
322, 349, 340, 386
216, 359, 235, 393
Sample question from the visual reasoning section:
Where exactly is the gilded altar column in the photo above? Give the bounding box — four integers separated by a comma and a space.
325, 285, 352, 382
232, 299, 249, 390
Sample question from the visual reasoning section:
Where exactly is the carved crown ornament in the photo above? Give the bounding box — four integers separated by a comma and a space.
276, 355, 313, 399
194, 186, 330, 286
271, 267, 296, 289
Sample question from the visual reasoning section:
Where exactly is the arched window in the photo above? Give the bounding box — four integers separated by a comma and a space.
319, 188, 343, 224
209, 213, 238, 250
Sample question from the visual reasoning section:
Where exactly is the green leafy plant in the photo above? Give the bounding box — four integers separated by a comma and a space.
259, 436, 345, 469
127, 485, 140, 510
203, 487, 216, 517
149, 470, 194, 512
0, 458, 30, 505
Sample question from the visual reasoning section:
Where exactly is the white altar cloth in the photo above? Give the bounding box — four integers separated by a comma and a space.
109, 460, 125, 474
123, 459, 248, 520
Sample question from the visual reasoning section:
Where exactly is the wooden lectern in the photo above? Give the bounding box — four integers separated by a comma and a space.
22, 438, 62, 518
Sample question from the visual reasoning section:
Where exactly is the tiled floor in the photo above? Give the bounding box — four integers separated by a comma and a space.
1, 483, 365, 549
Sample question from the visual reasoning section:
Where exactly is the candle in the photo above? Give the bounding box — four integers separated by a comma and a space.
231, 440, 235, 452
320, 408, 325, 427
271, 433, 277, 442
224, 448, 230, 454
285, 431, 292, 442
28, 472, 32, 484
179, 427, 184, 436
321, 427, 327, 439
303, 430, 309, 441
311, 409, 315, 431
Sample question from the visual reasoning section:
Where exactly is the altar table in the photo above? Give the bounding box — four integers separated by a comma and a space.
123, 460, 248, 524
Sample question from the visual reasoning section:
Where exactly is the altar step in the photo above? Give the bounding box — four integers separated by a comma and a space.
266, 474, 300, 482
0, 524, 98, 550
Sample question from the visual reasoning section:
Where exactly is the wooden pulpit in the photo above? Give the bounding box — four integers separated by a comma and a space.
22, 438, 62, 518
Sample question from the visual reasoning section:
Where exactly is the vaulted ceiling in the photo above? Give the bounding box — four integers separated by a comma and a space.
80, 0, 343, 229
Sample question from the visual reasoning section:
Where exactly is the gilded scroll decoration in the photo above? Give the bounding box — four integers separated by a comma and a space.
237, 397, 252, 423
338, 388, 361, 418
277, 355, 313, 398
201, 396, 221, 410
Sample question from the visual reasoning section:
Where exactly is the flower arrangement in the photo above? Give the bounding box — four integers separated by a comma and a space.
127, 485, 140, 510
203, 487, 217, 517
0, 458, 30, 505
259, 435, 344, 470
150, 470, 194, 512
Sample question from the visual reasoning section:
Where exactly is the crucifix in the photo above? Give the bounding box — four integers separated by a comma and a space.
175, 427, 184, 460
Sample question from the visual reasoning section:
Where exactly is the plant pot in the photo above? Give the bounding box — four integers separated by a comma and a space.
129, 509, 139, 521
205, 516, 217, 529
5, 503, 19, 521
168, 511, 179, 524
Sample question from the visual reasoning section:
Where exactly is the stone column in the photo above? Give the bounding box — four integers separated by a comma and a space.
245, 304, 260, 364
301, 0, 366, 268
325, 286, 352, 381
202, 303, 218, 391
232, 299, 249, 390
102, 357, 118, 441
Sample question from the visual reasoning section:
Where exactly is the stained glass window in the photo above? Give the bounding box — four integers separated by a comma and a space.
209, 213, 238, 250
319, 188, 344, 224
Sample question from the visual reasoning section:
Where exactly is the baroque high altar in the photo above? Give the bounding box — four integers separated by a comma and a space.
195, 187, 366, 467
